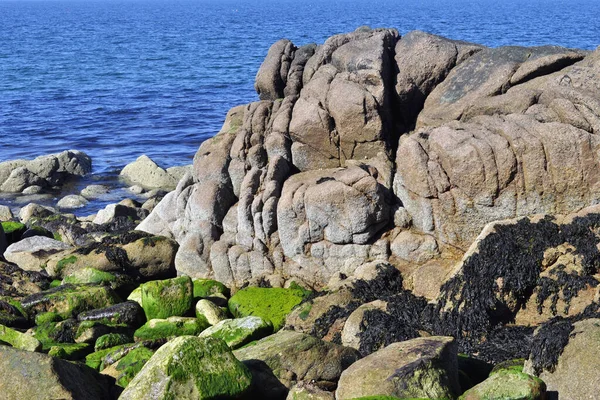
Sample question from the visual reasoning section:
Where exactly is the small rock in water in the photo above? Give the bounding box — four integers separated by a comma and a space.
22, 185, 43, 194
80, 184, 110, 199
57, 195, 89, 209
127, 185, 145, 195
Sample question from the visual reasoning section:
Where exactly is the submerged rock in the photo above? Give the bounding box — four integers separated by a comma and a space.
119, 336, 252, 400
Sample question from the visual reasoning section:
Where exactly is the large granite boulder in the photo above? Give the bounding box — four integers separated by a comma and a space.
0, 150, 91, 193
120, 155, 182, 190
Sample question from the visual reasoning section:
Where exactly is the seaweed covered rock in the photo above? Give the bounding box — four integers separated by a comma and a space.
524, 317, 600, 398
228, 286, 307, 331
140, 275, 193, 320
119, 336, 252, 400
233, 330, 360, 397
0, 259, 50, 298
459, 370, 546, 400
78, 300, 146, 328
21, 284, 121, 320
48, 342, 92, 360
0, 346, 115, 400
0, 323, 42, 351
100, 346, 154, 388
192, 277, 230, 300
133, 316, 208, 341
1, 221, 26, 246
199, 316, 273, 349
95, 333, 132, 351
4, 236, 71, 271
336, 337, 460, 400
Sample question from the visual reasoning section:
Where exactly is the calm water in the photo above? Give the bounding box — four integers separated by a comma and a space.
1, 0, 599, 212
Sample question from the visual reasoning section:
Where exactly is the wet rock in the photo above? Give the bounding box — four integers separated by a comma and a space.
21, 284, 121, 320
0, 260, 50, 298
228, 286, 307, 331
120, 155, 179, 190
93, 203, 149, 225
234, 330, 360, 398
199, 316, 273, 349
140, 276, 193, 320
78, 300, 146, 328
80, 184, 110, 199
336, 336, 460, 399
119, 336, 252, 400
0, 346, 116, 399
133, 316, 208, 341
4, 236, 71, 271
459, 370, 546, 400
57, 194, 89, 209
341, 300, 388, 350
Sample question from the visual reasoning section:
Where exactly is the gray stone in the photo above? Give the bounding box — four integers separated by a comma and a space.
18, 203, 55, 224
120, 155, 178, 190
22, 185, 43, 194
4, 236, 71, 271
57, 194, 89, 209
80, 184, 110, 199
93, 203, 148, 225
0, 205, 13, 221
336, 336, 460, 399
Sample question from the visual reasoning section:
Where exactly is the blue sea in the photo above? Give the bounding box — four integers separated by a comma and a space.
1, 0, 599, 213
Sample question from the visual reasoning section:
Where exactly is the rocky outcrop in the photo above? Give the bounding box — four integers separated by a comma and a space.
0, 150, 91, 193
139, 27, 600, 309
120, 155, 189, 190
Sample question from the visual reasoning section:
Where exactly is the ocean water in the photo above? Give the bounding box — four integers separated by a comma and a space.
1, 0, 599, 213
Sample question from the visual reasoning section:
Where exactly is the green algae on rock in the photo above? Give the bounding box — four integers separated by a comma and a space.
62, 267, 117, 285
199, 316, 273, 349
228, 286, 307, 331
459, 370, 546, 400
48, 342, 92, 360
140, 276, 193, 320
21, 283, 122, 320
0, 323, 42, 351
119, 335, 252, 400
95, 332, 133, 351
192, 278, 230, 299
112, 346, 154, 388
133, 316, 209, 341
1, 221, 26, 245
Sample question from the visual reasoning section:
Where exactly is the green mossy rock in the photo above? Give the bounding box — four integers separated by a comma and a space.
35, 311, 62, 325
1, 221, 26, 244
119, 336, 252, 400
113, 346, 154, 388
490, 359, 525, 375
95, 333, 133, 351
199, 316, 273, 349
459, 370, 546, 400
192, 278, 230, 299
62, 268, 117, 285
86, 343, 133, 370
0, 323, 42, 351
75, 320, 129, 344
228, 286, 307, 331
133, 316, 209, 341
195, 298, 230, 325
33, 319, 80, 350
0, 346, 116, 399
140, 276, 193, 320
127, 287, 142, 305
48, 342, 92, 360
21, 284, 122, 320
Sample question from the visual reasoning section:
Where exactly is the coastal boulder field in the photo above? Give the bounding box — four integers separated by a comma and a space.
2, 27, 600, 399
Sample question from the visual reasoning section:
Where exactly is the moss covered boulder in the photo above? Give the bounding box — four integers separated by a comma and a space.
234, 330, 360, 397
0, 323, 42, 351
62, 267, 117, 285
0, 346, 116, 399
48, 342, 92, 360
134, 316, 209, 341
228, 286, 307, 331
336, 337, 460, 400
199, 316, 273, 349
100, 346, 154, 388
1, 221, 27, 245
140, 276, 193, 320
193, 278, 230, 300
95, 333, 133, 351
119, 336, 252, 400
459, 370, 546, 400
21, 284, 122, 319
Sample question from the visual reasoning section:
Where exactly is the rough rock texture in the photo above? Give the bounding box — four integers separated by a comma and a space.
336, 336, 460, 400
459, 370, 546, 400
139, 27, 600, 303
120, 155, 181, 190
0, 150, 91, 193
119, 336, 252, 400
0, 346, 116, 400
4, 236, 72, 271
524, 318, 600, 398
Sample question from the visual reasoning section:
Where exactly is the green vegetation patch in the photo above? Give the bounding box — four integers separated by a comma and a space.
95, 333, 133, 351
134, 316, 208, 341
48, 342, 91, 360
62, 268, 117, 285
0, 323, 42, 352
200, 316, 273, 350
140, 276, 193, 320
115, 346, 154, 388
228, 286, 308, 331
192, 278, 230, 299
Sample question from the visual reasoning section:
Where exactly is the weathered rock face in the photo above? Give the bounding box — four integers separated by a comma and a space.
0, 150, 91, 193
139, 27, 600, 299
119, 155, 184, 190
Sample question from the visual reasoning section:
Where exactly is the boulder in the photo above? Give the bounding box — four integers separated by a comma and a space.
234, 330, 360, 396
18, 203, 55, 224
2, 221, 27, 245
0, 260, 50, 298
78, 300, 146, 328
4, 236, 71, 271
93, 203, 148, 225
0, 346, 115, 399
228, 286, 307, 331
524, 318, 600, 398
255, 39, 296, 100
80, 184, 110, 199
95, 333, 133, 351
341, 300, 388, 351
459, 370, 546, 400
286, 382, 335, 400
120, 155, 179, 190
101, 345, 154, 388
0, 205, 14, 221
336, 336, 460, 399
0, 323, 42, 351
199, 316, 273, 349
140, 276, 193, 320
195, 298, 229, 325
0, 150, 91, 193
119, 336, 252, 400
